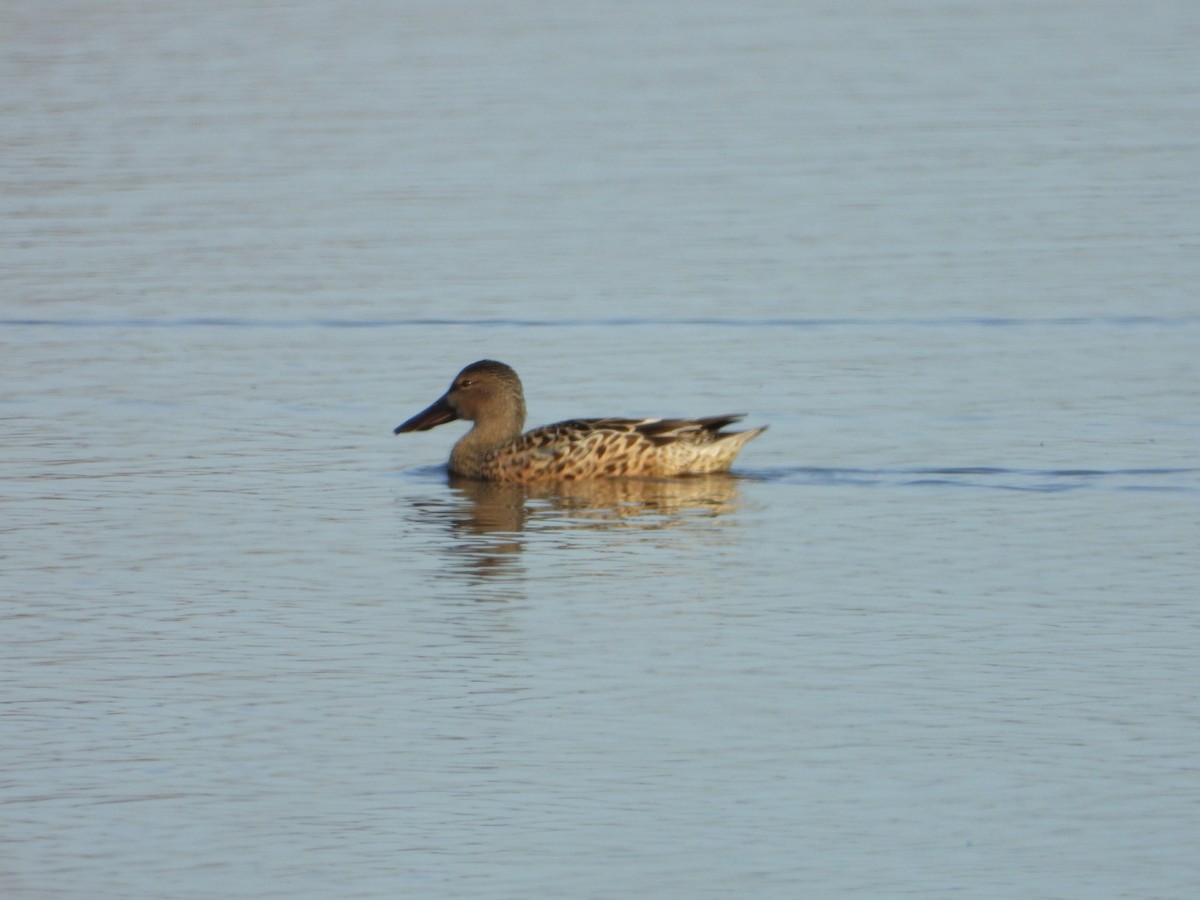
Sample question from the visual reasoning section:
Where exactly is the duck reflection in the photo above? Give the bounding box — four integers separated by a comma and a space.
407, 474, 750, 585
450, 472, 746, 529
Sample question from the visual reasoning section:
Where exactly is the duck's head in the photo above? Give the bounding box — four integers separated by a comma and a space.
394, 360, 526, 433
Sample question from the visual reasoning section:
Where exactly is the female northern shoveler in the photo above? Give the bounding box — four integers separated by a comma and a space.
394, 360, 766, 483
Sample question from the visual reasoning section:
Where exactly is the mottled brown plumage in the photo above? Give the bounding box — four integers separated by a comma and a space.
394, 360, 765, 483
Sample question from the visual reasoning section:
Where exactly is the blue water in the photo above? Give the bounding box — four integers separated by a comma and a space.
4, 2, 1200, 898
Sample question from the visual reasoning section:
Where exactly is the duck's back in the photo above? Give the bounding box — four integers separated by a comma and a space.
453, 415, 766, 482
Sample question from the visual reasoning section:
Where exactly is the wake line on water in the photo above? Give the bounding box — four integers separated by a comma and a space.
388, 465, 1199, 494
741, 466, 1200, 494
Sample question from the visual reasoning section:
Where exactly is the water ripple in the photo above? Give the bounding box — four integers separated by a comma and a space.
4, 316, 1200, 330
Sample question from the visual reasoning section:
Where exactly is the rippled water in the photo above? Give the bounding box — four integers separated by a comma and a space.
4, 2, 1200, 898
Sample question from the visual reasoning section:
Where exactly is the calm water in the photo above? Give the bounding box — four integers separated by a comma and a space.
4, 2, 1200, 898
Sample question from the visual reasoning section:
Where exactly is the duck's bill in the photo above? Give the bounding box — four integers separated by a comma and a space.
394, 395, 458, 433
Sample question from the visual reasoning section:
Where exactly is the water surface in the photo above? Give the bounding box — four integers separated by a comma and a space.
4, 2, 1200, 898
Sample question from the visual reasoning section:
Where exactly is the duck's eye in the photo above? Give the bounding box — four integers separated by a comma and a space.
458, 379, 473, 388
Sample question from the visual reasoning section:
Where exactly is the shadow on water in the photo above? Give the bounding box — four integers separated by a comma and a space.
742, 466, 1200, 493
399, 471, 752, 584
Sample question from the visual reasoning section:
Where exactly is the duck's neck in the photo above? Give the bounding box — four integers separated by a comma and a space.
452, 402, 526, 457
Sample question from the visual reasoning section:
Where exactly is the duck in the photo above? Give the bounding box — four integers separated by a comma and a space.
393, 360, 765, 483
